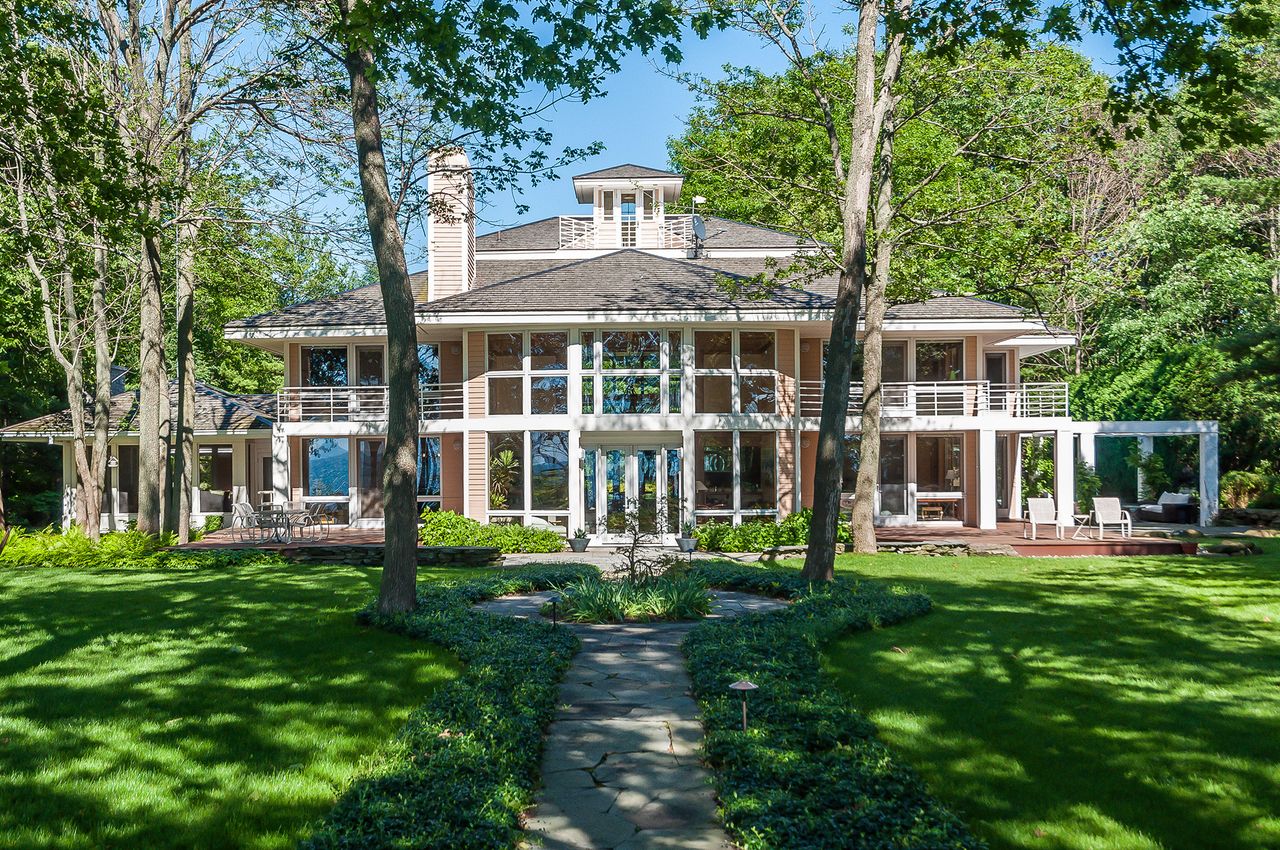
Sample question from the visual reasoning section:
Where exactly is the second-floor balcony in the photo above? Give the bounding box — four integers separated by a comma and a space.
559, 214, 695, 250
797, 380, 1069, 419
276, 384, 465, 423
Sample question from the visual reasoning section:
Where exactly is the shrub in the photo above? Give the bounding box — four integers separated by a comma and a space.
0, 526, 285, 570
550, 575, 712, 622
418, 510, 565, 554
683, 562, 984, 850
692, 508, 851, 553
200, 514, 224, 534
302, 565, 596, 849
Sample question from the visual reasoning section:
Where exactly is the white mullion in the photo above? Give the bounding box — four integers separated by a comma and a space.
732, 429, 742, 522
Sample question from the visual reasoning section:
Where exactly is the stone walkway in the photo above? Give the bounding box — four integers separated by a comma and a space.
475, 590, 785, 850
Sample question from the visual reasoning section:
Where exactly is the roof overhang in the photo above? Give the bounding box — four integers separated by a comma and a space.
573, 176, 684, 204
988, 333, 1077, 357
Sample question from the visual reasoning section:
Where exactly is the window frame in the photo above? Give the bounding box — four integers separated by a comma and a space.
693, 329, 777, 415
581, 328, 683, 416
485, 330, 570, 416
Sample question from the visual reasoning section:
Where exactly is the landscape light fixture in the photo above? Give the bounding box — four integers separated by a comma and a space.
549, 593, 560, 627
729, 680, 758, 731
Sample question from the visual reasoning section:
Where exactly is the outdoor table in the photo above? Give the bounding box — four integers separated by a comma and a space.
1071, 512, 1095, 540
255, 508, 310, 544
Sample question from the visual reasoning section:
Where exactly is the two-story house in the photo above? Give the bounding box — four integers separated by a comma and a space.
4, 152, 1221, 538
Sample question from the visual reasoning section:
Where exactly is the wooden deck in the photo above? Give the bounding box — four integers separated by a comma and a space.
188, 521, 1194, 557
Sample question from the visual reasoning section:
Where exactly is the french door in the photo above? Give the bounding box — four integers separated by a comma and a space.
583, 445, 681, 541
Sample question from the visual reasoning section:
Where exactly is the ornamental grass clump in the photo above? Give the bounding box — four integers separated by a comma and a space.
0, 526, 283, 570
550, 575, 712, 623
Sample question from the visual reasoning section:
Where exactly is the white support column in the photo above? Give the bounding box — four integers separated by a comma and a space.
682, 427, 695, 524
1078, 432, 1096, 470
978, 429, 997, 530
1136, 435, 1153, 499
60, 442, 74, 529
230, 440, 248, 509
271, 426, 289, 506
1054, 428, 1075, 527
567, 428, 582, 534
1009, 434, 1023, 520
1199, 429, 1219, 526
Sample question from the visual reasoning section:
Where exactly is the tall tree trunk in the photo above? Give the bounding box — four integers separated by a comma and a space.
850, 109, 896, 554
170, 0, 196, 543
136, 232, 169, 535
801, 0, 882, 582
91, 227, 114, 535
343, 32, 420, 613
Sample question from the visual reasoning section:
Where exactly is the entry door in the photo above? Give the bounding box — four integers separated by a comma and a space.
587, 445, 680, 540
878, 435, 909, 520
356, 438, 385, 518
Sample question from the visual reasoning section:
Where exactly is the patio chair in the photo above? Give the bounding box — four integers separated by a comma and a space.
231, 503, 263, 543
1091, 497, 1132, 539
1023, 497, 1062, 540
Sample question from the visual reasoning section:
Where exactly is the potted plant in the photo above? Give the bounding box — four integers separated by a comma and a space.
677, 519, 698, 553
568, 527, 590, 553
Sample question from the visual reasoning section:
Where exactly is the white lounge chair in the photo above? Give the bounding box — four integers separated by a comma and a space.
1092, 497, 1132, 539
1024, 497, 1062, 540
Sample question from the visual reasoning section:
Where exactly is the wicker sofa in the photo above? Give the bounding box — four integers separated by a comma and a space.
1137, 491, 1198, 523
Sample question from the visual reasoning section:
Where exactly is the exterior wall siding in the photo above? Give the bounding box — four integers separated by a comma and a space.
467, 431, 486, 519
777, 428, 796, 516
442, 434, 465, 513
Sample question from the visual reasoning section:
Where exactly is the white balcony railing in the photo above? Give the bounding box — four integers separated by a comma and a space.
796, 380, 1068, 418
275, 384, 465, 423
557, 214, 697, 250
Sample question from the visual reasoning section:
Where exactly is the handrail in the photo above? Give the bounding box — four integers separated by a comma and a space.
275, 383, 466, 423
796, 380, 1068, 418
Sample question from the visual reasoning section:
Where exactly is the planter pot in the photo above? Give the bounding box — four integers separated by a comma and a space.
568, 537, 590, 553
676, 537, 698, 553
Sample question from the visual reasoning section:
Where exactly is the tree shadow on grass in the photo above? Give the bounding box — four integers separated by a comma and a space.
0, 562, 461, 850
823, 554, 1280, 850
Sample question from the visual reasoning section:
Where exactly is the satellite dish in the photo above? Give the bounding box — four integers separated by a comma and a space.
691, 214, 707, 242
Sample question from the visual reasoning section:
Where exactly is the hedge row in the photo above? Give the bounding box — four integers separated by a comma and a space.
0, 527, 285, 570
684, 562, 985, 850
301, 565, 597, 849
693, 508, 852, 553
418, 510, 565, 553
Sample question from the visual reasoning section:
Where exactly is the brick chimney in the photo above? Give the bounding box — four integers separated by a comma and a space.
425, 148, 475, 302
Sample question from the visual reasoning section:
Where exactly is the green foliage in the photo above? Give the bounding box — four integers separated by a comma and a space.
1075, 462, 1103, 507
302, 565, 594, 849
1126, 444, 1173, 501
0, 526, 283, 570
550, 575, 712, 623
1220, 469, 1276, 509
693, 509, 849, 552
417, 510, 564, 553
681, 562, 980, 850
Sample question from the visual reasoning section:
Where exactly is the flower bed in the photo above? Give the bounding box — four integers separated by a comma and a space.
0, 526, 284, 570
418, 510, 565, 553
547, 574, 712, 622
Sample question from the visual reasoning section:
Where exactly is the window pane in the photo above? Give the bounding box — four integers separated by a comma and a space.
582, 376, 595, 414
488, 377, 523, 415
842, 435, 861, 493
302, 347, 347, 387
417, 436, 441, 497
668, 330, 683, 370
488, 432, 524, 510
695, 375, 732, 413
880, 435, 907, 514
583, 448, 598, 532
883, 341, 908, 383
531, 376, 568, 414
488, 333, 523, 371
739, 376, 776, 414
530, 332, 568, 370
668, 375, 681, 413
694, 432, 732, 510
581, 331, 595, 369
740, 332, 775, 370
197, 445, 233, 491
694, 331, 732, 369
356, 439, 385, 518
356, 347, 384, 385
917, 435, 963, 491
666, 448, 681, 533
531, 431, 569, 510
740, 432, 777, 510
601, 376, 660, 413
304, 438, 349, 497
916, 341, 963, 382
601, 330, 660, 369
416, 344, 441, 386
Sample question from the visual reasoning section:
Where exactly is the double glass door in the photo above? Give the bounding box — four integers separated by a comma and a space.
584, 445, 681, 540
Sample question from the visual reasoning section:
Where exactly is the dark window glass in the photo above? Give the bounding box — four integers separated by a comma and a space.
531, 376, 568, 414
694, 331, 732, 369
668, 330, 683, 369
695, 375, 732, 413
356, 347, 384, 385
668, 375, 681, 413
915, 341, 963, 382
740, 432, 777, 510
197, 445, 233, 513
488, 377, 523, 415
601, 376, 661, 413
842, 435, 861, 494
356, 438, 385, 517
883, 341, 907, 383
417, 344, 441, 387
488, 333, 523, 371
116, 445, 139, 514
583, 448, 598, 532
739, 376, 776, 413
304, 438, 349, 497
739, 332, 775, 370
694, 432, 733, 510
601, 331, 660, 369
302, 347, 348, 387
530, 332, 568, 370
917, 435, 963, 491
488, 432, 524, 510
531, 431, 569, 510
880, 435, 907, 514
417, 437, 441, 498
581, 332, 595, 369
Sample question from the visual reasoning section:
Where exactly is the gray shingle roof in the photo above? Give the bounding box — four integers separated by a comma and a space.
1, 382, 274, 437
572, 164, 683, 181
474, 215, 815, 252
226, 283, 386, 331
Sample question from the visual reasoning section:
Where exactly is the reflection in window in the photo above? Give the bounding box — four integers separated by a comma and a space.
739, 376, 776, 414
487, 333, 522, 371
581, 331, 595, 369
694, 432, 733, 510
303, 438, 349, 497
583, 448, 598, 532
883, 341, 908, 382
841, 435, 862, 494
531, 376, 568, 415
197, 445, 233, 513
916, 341, 963, 382
416, 344, 441, 386
740, 432, 777, 510
582, 376, 595, 414
694, 331, 732, 369
531, 431, 569, 510
302, 347, 348, 387
695, 375, 732, 413
668, 375, 681, 413
739, 332, 775, 370
601, 331, 660, 369
530, 332, 568, 370
668, 330, 683, 370
917, 435, 963, 491
488, 432, 524, 510
488, 376, 523, 415
602, 376, 661, 413
417, 436, 441, 507
356, 346, 384, 385
880, 435, 907, 515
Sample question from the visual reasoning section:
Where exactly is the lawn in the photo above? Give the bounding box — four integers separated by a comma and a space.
0, 561, 483, 850
815, 543, 1280, 850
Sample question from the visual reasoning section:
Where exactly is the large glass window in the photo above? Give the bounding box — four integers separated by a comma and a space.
917, 435, 963, 491
487, 333, 523, 371
880, 435, 908, 515
488, 432, 524, 511
740, 432, 777, 510
739, 332, 775, 370
916, 341, 963, 382
695, 375, 732, 413
357, 438, 386, 518
602, 331, 660, 369
694, 432, 733, 510
488, 377, 523, 415
417, 344, 441, 387
356, 346, 384, 385
197, 444, 233, 513
694, 331, 732, 369
883, 341, 908, 383
739, 376, 776, 414
303, 438, 349, 497
116, 444, 139, 514
530, 332, 568, 370
302, 347, 348, 387
602, 376, 661, 413
417, 436, 442, 510
694, 330, 776, 414
841, 435, 862, 494
531, 431, 569, 510
531, 377, 568, 415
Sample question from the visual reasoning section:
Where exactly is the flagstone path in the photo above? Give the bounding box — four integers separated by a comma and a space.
475, 590, 786, 850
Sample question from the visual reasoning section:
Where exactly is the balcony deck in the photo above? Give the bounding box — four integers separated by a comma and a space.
797, 380, 1069, 418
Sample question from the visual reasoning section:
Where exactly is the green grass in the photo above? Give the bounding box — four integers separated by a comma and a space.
810, 542, 1280, 850
0, 561, 487, 850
